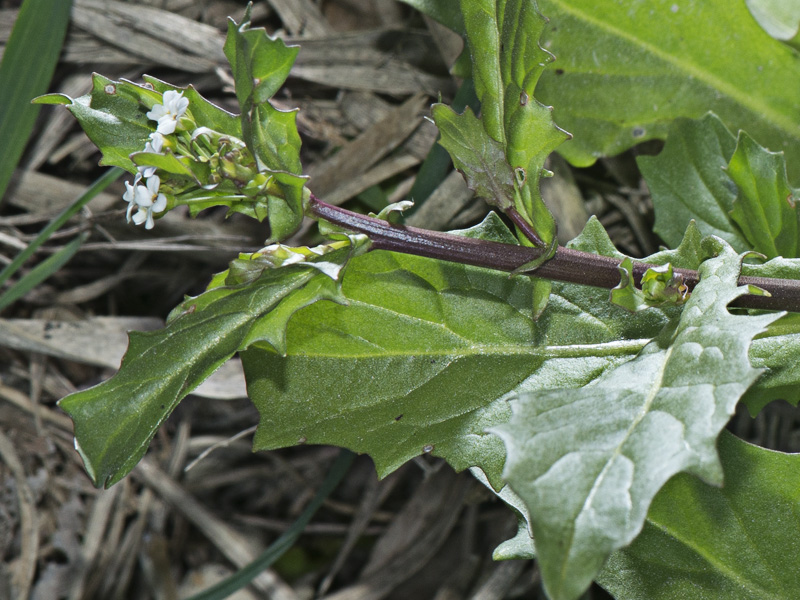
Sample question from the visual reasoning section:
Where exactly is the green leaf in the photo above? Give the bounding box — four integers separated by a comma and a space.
36, 75, 245, 189
0, 0, 72, 202
491, 240, 782, 600
430, 105, 516, 210
533, 0, 800, 181
599, 432, 800, 600
222, 9, 306, 240
744, 271, 800, 412
241, 215, 676, 489
36, 75, 161, 172
131, 150, 200, 181
746, 0, 800, 51
639, 114, 746, 252
38, 52, 301, 228
643, 113, 800, 259
431, 0, 570, 248
58, 241, 364, 488
470, 466, 535, 560
727, 133, 800, 259
221, 10, 302, 174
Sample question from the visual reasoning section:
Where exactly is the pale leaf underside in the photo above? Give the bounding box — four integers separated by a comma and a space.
493, 242, 782, 600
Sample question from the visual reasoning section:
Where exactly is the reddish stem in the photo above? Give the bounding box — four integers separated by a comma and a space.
308, 195, 800, 313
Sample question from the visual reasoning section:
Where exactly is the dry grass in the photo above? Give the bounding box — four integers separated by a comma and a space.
1, 1, 798, 599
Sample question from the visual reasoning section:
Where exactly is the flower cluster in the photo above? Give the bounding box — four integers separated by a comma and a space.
122, 90, 189, 229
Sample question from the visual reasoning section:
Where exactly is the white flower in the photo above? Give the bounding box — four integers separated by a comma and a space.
130, 175, 168, 230
138, 132, 164, 178
123, 173, 143, 223
146, 90, 189, 135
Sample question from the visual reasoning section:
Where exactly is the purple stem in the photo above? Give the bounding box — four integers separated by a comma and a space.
308, 195, 800, 313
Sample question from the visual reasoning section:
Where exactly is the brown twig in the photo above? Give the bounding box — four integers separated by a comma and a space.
308, 195, 800, 313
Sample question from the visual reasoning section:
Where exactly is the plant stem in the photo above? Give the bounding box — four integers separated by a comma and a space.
505, 206, 545, 247
308, 195, 800, 313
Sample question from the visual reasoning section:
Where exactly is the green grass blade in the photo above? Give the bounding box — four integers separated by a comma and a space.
0, 167, 122, 302
0, 0, 73, 202
0, 233, 86, 311
185, 449, 354, 600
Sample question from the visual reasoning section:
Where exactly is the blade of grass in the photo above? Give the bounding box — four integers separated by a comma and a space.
185, 449, 355, 600
0, 233, 86, 311
0, 0, 73, 203
0, 167, 123, 311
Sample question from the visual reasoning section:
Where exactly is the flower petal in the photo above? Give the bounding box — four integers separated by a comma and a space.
132, 207, 148, 225
123, 180, 136, 204
134, 184, 153, 208
156, 117, 177, 135
153, 193, 167, 213
149, 132, 164, 150
163, 90, 189, 118
146, 104, 168, 122
146, 175, 161, 194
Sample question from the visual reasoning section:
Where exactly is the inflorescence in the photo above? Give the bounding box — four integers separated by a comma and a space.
122, 90, 188, 230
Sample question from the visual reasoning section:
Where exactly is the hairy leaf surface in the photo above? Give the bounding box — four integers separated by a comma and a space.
492, 241, 782, 600
534, 0, 800, 180
745, 313, 800, 414
243, 216, 677, 488
599, 432, 800, 600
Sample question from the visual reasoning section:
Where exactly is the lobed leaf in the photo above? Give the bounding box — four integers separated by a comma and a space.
639, 114, 744, 251
492, 240, 782, 600
599, 432, 800, 600
36, 75, 160, 172
744, 307, 800, 414
223, 9, 306, 240
431, 0, 570, 249
430, 105, 516, 210
35, 74, 243, 180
